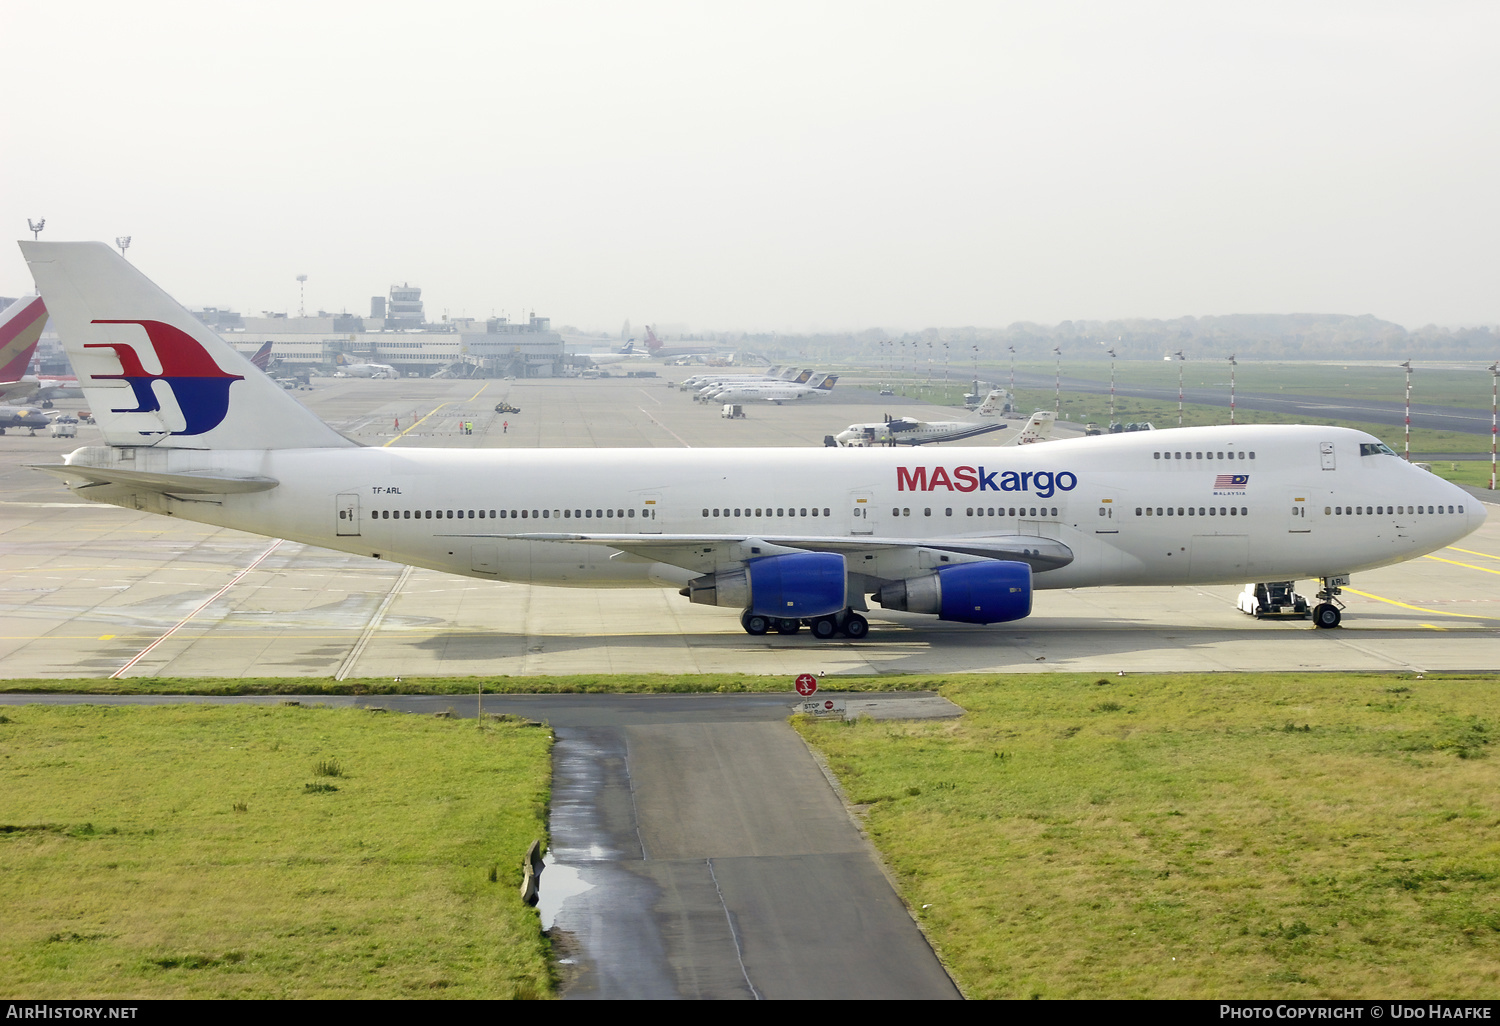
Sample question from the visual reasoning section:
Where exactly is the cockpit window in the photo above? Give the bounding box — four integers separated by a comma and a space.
1359, 442, 1399, 457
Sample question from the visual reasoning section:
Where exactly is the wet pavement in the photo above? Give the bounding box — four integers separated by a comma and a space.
543, 714, 961, 1000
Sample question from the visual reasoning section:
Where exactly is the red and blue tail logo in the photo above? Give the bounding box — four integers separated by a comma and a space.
86, 320, 244, 435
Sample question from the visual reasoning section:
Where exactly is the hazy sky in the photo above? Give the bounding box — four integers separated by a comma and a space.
3, 1, 1497, 332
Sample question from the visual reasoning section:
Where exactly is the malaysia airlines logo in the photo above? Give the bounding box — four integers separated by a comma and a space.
1214, 473, 1249, 494
86, 320, 244, 435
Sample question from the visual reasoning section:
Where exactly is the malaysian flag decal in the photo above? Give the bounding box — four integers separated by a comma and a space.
1215, 474, 1249, 488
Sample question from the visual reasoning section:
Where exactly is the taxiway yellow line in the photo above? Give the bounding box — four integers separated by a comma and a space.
1446, 546, 1499, 560
1423, 555, 1500, 576
383, 384, 489, 447
1343, 587, 1500, 622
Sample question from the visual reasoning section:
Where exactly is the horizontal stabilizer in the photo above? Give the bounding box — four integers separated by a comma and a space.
31, 464, 279, 495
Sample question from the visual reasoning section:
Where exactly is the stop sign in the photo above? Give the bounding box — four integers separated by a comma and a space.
795, 674, 818, 697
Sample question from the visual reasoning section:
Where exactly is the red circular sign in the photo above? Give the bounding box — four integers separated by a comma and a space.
795, 674, 818, 697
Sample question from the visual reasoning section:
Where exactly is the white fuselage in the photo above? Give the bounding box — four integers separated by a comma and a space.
66, 425, 1484, 597
835, 420, 1002, 446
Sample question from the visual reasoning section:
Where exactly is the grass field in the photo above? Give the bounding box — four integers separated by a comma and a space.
0, 673, 943, 695
0, 704, 553, 998
795, 672, 1500, 999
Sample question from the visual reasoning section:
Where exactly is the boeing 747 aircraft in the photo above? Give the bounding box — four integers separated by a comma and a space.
21, 242, 1486, 639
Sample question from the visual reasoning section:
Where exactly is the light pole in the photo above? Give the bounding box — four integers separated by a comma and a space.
115, 236, 131, 259
1174, 350, 1186, 427
27, 218, 44, 240
1007, 345, 1016, 411
1107, 347, 1118, 423
942, 342, 950, 399
1053, 345, 1062, 418
1489, 361, 1498, 491
1227, 354, 1238, 425
1400, 360, 1413, 460
296, 274, 308, 318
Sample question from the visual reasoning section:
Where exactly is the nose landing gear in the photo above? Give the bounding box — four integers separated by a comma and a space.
1312, 575, 1349, 629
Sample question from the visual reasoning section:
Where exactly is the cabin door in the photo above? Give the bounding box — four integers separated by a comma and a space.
1288, 495, 1312, 534
336, 493, 361, 536
848, 490, 875, 535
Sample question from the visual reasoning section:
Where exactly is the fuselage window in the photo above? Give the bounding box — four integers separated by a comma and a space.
967, 508, 974, 516
811, 508, 818, 517
1325, 507, 1331, 515
403, 510, 410, 519
542, 510, 550, 518
1155, 507, 1163, 516
1175, 452, 1181, 459
1154, 452, 1161, 459
628, 510, 635, 518
585, 509, 593, 518
892, 507, 900, 517
1448, 505, 1455, 514
713, 508, 720, 517
1187, 507, 1195, 516
756, 508, 763, 516
778, 508, 785, 517
1230, 507, 1237, 516
1136, 507, 1143, 516
903, 508, 911, 517
801, 508, 808, 516
1052, 508, 1058, 516
501, 510, 508, 518
1009, 508, 1016, 516
923, 508, 932, 516
1241, 507, 1248, 515
521, 510, 528, 518
1167, 507, 1174, 516
1209, 507, 1216, 516
1195, 452, 1202, 459
1458, 505, 1464, 513
703, 509, 709, 517
823, 508, 831, 516
1217, 452, 1224, 459
1030, 508, 1037, 516
565, 510, 572, 518
945, 508, 953, 516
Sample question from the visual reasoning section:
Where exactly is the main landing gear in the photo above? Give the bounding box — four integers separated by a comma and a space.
741, 609, 869, 640
1312, 575, 1349, 629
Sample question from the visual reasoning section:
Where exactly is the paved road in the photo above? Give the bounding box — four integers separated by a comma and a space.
1013, 372, 1495, 436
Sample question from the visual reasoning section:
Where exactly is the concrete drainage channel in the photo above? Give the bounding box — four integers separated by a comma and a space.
0, 690, 964, 999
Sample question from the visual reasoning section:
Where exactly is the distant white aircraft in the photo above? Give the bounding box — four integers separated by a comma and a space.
334, 352, 397, 378
831, 402, 1053, 448
584, 340, 651, 367
708, 373, 839, 404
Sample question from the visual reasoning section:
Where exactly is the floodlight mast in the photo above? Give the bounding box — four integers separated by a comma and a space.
1053, 345, 1062, 417
1173, 350, 1186, 427
1400, 360, 1413, 461
1007, 345, 1016, 408
1227, 354, 1238, 425
1106, 347, 1118, 421
115, 236, 131, 258
27, 218, 44, 240
296, 274, 308, 318
1490, 361, 1498, 491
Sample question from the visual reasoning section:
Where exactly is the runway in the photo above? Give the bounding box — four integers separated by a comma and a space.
1, 374, 1497, 680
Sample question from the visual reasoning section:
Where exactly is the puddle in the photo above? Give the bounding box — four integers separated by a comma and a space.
537, 853, 595, 931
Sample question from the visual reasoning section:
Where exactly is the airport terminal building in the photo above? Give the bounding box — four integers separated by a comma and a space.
205, 283, 567, 379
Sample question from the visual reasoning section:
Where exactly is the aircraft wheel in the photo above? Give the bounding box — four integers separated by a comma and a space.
1312, 603, 1342, 629
774, 618, 802, 635
840, 613, 870, 639
811, 617, 839, 640
742, 612, 770, 636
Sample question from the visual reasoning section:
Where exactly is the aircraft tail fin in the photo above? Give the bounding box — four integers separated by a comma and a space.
0, 294, 48, 382
792, 368, 814, 384
814, 374, 838, 391
19, 241, 354, 450
975, 388, 1004, 416
250, 341, 273, 372
1007, 410, 1056, 445
644, 326, 661, 352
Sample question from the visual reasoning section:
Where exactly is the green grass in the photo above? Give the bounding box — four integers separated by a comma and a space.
0, 673, 949, 695
795, 672, 1500, 999
0, 704, 553, 998
1423, 459, 1499, 492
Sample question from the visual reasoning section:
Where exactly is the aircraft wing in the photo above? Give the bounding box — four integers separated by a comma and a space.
512, 531, 1073, 574
0, 379, 39, 402
31, 464, 279, 496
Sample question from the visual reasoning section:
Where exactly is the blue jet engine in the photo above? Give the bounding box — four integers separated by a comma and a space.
686, 551, 847, 617
875, 560, 1032, 624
